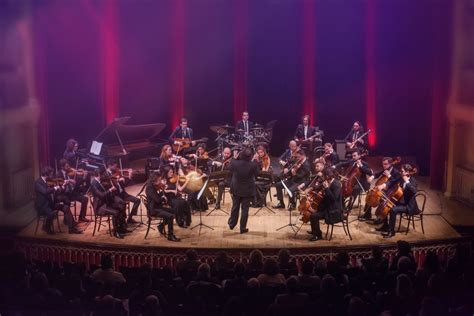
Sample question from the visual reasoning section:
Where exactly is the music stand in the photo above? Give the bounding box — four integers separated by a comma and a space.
190, 179, 214, 235
253, 173, 275, 215
276, 181, 297, 232
207, 171, 230, 216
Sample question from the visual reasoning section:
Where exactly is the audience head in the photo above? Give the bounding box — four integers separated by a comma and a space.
286, 276, 299, 294
301, 259, 314, 275
185, 249, 198, 261
348, 296, 366, 316
321, 274, 337, 295
233, 262, 246, 279
277, 249, 291, 265
247, 278, 260, 289
197, 263, 211, 280
397, 256, 412, 273
100, 254, 114, 270
262, 258, 280, 276
396, 274, 413, 298
248, 249, 264, 267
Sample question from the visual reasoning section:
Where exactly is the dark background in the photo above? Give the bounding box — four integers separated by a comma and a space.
28, 0, 452, 175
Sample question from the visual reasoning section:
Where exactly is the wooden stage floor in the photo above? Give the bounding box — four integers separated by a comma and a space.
17, 178, 462, 252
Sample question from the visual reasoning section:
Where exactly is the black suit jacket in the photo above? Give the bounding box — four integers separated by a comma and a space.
145, 183, 167, 210
335, 159, 373, 189
325, 152, 339, 166
229, 159, 260, 197
235, 120, 254, 134
345, 129, 368, 149
375, 167, 401, 190
169, 126, 194, 142
319, 180, 344, 222
90, 179, 113, 210
34, 178, 55, 211
294, 124, 317, 140
291, 160, 311, 184
398, 177, 419, 215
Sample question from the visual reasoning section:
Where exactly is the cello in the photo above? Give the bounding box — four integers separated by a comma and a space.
298, 175, 325, 223
340, 152, 367, 198
365, 157, 401, 207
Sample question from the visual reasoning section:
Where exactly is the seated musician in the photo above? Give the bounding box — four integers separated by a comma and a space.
308, 168, 343, 241
63, 138, 80, 167
360, 157, 401, 221
252, 145, 272, 207
211, 147, 233, 209
318, 143, 339, 167
89, 170, 124, 239
335, 149, 373, 206
159, 144, 178, 171
188, 143, 215, 204
35, 167, 82, 235
178, 157, 208, 212
273, 149, 311, 210
56, 159, 89, 222
382, 164, 419, 238
278, 140, 298, 168
345, 121, 368, 154
298, 160, 325, 192
163, 165, 192, 228
106, 160, 141, 224
235, 111, 254, 135
169, 117, 196, 152
146, 173, 181, 242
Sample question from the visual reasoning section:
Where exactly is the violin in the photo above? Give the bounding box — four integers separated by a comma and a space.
66, 167, 87, 178
47, 178, 65, 188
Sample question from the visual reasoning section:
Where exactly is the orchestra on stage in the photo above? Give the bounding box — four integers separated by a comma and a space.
35, 112, 420, 242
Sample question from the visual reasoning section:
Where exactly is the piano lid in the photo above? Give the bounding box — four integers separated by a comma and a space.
95, 117, 166, 145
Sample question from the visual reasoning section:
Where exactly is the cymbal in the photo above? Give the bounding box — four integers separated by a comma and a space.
254, 123, 263, 127
251, 126, 264, 131
210, 124, 234, 134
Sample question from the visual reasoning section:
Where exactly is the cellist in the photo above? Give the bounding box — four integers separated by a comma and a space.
381, 164, 419, 238
360, 157, 401, 222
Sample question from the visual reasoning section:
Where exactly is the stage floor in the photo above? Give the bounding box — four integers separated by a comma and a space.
17, 178, 462, 251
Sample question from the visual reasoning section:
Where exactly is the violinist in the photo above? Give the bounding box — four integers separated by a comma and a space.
317, 143, 339, 167
211, 147, 233, 209
163, 165, 192, 228
35, 167, 82, 235
252, 146, 272, 207
235, 111, 254, 135
344, 121, 368, 154
335, 149, 373, 202
273, 149, 311, 210
63, 138, 79, 167
308, 168, 343, 242
159, 145, 178, 171
90, 170, 125, 239
56, 159, 90, 222
382, 164, 419, 238
360, 157, 401, 221
106, 160, 141, 225
145, 173, 180, 241
278, 140, 298, 168
179, 157, 208, 212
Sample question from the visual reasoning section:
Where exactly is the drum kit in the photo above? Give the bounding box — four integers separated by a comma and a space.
210, 123, 272, 153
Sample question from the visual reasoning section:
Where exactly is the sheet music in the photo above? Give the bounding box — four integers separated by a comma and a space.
90, 141, 103, 155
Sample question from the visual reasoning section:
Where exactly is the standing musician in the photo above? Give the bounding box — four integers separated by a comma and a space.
106, 160, 141, 224
382, 164, 419, 238
360, 157, 401, 221
278, 140, 299, 168
90, 170, 125, 239
145, 173, 180, 242
162, 165, 192, 228
35, 167, 82, 235
252, 145, 272, 207
335, 149, 373, 206
228, 148, 260, 234
294, 114, 322, 158
273, 149, 311, 210
345, 121, 368, 154
211, 147, 233, 209
63, 139, 80, 167
308, 168, 343, 241
316, 143, 339, 167
235, 111, 254, 135
56, 159, 90, 222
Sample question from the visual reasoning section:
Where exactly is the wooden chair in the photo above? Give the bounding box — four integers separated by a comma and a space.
397, 190, 427, 234
90, 197, 113, 237
141, 196, 167, 239
35, 211, 61, 235
325, 209, 352, 241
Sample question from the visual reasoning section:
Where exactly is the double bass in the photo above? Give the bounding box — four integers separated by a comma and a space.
365, 157, 401, 207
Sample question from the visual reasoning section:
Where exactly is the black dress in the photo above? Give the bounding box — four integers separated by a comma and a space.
165, 181, 192, 226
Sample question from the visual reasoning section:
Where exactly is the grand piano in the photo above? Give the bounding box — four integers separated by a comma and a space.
86, 117, 166, 165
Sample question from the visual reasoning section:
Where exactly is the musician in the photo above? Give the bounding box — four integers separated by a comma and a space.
318, 143, 339, 167
228, 148, 260, 234
145, 173, 180, 241
360, 157, 401, 221
106, 160, 141, 224
169, 117, 195, 147
298, 160, 325, 192
89, 170, 124, 239
274, 149, 311, 210
235, 111, 254, 135
252, 146, 272, 207
211, 147, 232, 209
345, 121, 368, 153
56, 159, 90, 222
335, 149, 373, 199
382, 164, 419, 238
35, 167, 82, 235
278, 140, 299, 167
63, 139, 79, 167
179, 157, 208, 212
188, 143, 215, 204
163, 165, 192, 228
159, 144, 178, 171
308, 168, 343, 241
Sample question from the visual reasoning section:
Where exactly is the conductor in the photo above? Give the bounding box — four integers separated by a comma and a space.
228, 147, 260, 234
